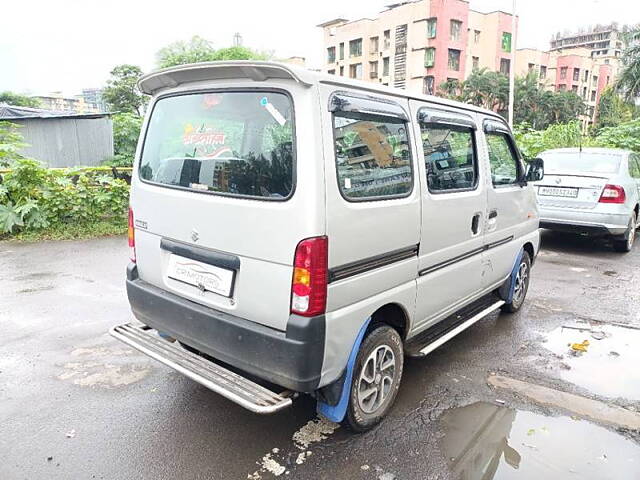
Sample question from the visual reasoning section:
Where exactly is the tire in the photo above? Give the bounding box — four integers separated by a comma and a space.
501, 251, 531, 314
343, 325, 404, 433
612, 212, 637, 253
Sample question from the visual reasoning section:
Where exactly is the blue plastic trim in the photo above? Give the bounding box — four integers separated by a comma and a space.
499, 248, 524, 304
316, 317, 372, 423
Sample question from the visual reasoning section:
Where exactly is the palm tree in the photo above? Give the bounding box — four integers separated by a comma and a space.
616, 27, 640, 102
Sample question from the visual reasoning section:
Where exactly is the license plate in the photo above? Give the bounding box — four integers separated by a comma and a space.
538, 186, 579, 198
167, 254, 235, 297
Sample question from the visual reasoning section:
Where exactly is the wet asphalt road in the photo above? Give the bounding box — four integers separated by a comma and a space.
0, 231, 638, 480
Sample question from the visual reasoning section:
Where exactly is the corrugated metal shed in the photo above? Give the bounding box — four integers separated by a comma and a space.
0, 104, 114, 168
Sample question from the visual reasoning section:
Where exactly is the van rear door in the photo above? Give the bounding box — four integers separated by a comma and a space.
130, 87, 324, 332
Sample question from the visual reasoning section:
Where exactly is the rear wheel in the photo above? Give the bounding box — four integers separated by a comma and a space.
501, 251, 531, 313
344, 325, 403, 432
612, 213, 637, 253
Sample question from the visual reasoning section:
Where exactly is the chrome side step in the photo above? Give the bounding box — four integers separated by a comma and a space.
110, 323, 293, 414
408, 298, 505, 357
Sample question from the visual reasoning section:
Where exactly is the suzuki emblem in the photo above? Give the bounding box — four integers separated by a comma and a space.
191, 229, 199, 242
555, 178, 562, 185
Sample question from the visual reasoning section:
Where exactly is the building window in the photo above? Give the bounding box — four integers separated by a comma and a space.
328, 69, 336, 75
349, 39, 362, 57
500, 58, 510, 75
424, 48, 435, 68
383, 57, 390, 76
327, 47, 336, 63
426, 18, 437, 38
540, 65, 547, 79
591, 90, 597, 101
571, 85, 578, 93
448, 49, 461, 71
383, 30, 391, 49
370, 36, 379, 53
558, 84, 566, 92
472, 56, 479, 70
450, 20, 462, 41
501, 32, 512, 52
528, 63, 535, 73
560, 66, 567, 80
584, 70, 589, 81
582, 86, 587, 99
339, 66, 344, 76
349, 63, 362, 79
423, 76, 435, 95
573, 68, 580, 82
592, 75, 598, 85
474, 30, 481, 44
369, 61, 378, 78
333, 111, 413, 200
339, 43, 345, 60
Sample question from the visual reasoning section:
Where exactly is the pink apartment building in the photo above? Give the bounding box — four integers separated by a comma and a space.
318, 0, 516, 95
319, 2, 627, 125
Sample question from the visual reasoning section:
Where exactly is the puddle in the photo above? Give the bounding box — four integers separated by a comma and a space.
439, 402, 640, 480
542, 324, 640, 400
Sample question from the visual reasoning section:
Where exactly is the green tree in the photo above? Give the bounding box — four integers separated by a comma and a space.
0, 91, 41, 108
103, 112, 143, 167
437, 78, 462, 100
594, 118, 640, 153
156, 36, 269, 69
102, 65, 147, 116
616, 27, 640, 102
0, 121, 26, 167
593, 87, 633, 133
458, 68, 509, 112
514, 121, 592, 158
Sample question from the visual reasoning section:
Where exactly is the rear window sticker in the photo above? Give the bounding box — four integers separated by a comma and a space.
260, 97, 287, 126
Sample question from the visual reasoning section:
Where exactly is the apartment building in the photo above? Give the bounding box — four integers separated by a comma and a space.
33, 92, 101, 114
318, 0, 515, 95
514, 24, 627, 128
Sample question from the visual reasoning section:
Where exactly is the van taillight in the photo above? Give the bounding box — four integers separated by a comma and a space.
128, 208, 136, 263
599, 184, 626, 204
291, 237, 328, 317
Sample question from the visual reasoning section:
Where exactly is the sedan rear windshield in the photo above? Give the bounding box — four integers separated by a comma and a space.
139, 91, 295, 199
540, 152, 621, 175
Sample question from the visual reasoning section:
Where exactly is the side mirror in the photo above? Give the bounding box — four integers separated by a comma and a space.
525, 157, 544, 182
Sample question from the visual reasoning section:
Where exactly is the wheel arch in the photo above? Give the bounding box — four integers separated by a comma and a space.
369, 302, 411, 340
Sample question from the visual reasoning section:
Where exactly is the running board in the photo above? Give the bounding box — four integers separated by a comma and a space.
406, 297, 505, 357
110, 323, 293, 414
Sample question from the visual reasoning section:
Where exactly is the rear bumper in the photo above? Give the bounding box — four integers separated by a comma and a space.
125, 264, 324, 392
539, 206, 629, 236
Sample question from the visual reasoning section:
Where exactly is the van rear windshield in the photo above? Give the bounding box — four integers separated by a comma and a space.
139, 91, 295, 199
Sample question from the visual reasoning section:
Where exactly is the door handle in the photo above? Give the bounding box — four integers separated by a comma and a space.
471, 213, 481, 235
488, 210, 498, 219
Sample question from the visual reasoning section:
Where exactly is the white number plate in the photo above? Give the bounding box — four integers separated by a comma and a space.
167, 254, 234, 297
538, 186, 579, 198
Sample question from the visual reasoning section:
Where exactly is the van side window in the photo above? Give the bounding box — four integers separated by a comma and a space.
333, 112, 413, 200
486, 132, 520, 186
421, 124, 477, 192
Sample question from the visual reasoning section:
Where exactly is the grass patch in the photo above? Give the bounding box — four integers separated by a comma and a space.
1, 218, 127, 242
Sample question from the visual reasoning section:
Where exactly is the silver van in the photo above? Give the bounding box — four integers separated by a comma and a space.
111, 61, 543, 432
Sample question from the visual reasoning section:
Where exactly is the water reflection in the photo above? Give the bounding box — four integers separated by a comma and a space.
439, 402, 640, 480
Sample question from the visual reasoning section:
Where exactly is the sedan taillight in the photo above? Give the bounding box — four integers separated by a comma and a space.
599, 184, 626, 204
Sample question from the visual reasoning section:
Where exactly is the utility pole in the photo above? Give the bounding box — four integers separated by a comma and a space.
508, 0, 517, 127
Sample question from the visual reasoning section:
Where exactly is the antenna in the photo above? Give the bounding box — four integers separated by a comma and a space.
233, 32, 242, 47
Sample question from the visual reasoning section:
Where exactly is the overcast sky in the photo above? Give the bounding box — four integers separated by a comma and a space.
1, 0, 637, 95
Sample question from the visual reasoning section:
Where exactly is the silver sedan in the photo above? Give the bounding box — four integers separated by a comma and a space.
534, 148, 640, 253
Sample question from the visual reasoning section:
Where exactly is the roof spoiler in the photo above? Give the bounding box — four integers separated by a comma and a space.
138, 61, 313, 95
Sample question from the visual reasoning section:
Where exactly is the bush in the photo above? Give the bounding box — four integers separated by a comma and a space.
514, 121, 593, 158
0, 159, 129, 236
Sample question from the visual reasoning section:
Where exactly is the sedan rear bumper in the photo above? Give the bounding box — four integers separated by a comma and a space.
539, 206, 629, 236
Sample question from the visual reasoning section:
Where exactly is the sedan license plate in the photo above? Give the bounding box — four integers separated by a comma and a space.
167, 254, 234, 297
538, 186, 579, 198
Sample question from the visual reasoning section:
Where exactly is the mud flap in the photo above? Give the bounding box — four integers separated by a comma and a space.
498, 248, 524, 304
316, 317, 372, 423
